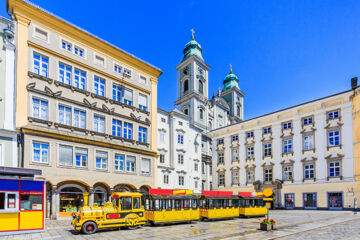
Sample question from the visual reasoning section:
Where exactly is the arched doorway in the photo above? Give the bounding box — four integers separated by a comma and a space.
57, 183, 87, 218
113, 184, 136, 192
93, 184, 109, 206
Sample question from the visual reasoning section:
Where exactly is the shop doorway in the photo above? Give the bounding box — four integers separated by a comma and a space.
328, 192, 343, 210
303, 192, 317, 209
59, 187, 84, 218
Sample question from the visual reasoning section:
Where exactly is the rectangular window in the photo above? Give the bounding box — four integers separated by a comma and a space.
160, 132, 165, 142
163, 174, 169, 184
123, 68, 131, 76
218, 152, 224, 164
75, 147, 87, 167
62, 40, 72, 51
264, 169, 273, 182
112, 83, 122, 102
178, 154, 184, 164
217, 138, 224, 145
231, 149, 239, 162
283, 139, 293, 153
59, 63, 72, 85
74, 109, 86, 129
32, 97, 48, 120
141, 158, 151, 174
95, 55, 105, 66
32, 142, 49, 163
246, 146, 254, 159
34, 27, 48, 41
303, 135, 314, 151
327, 110, 340, 120
263, 127, 271, 134
304, 164, 314, 179
114, 64, 122, 73
123, 122, 133, 139
94, 115, 105, 133
124, 88, 133, 106
285, 193, 295, 209
74, 69, 86, 90
20, 194, 43, 211
304, 193, 317, 208
138, 127, 147, 143
231, 135, 239, 142
179, 176, 184, 186
328, 130, 340, 147
246, 170, 254, 183
264, 143, 272, 157
120, 197, 132, 211
159, 154, 165, 163
114, 154, 124, 171
328, 161, 341, 177
283, 122, 292, 130
194, 163, 198, 171
126, 156, 136, 172
202, 162, 205, 174
218, 174, 225, 185
94, 77, 105, 97
178, 134, 184, 144
303, 116, 313, 125
246, 131, 254, 138
140, 76, 147, 85
283, 166, 293, 181
139, 94, 148, 111
232, 172, 239, 184
74, 46, 84, 57
33, 53, 48, 77
59, 145, 73, 166
96, 151, 108, 169
112, 119, 122, 137
58, 105, 72, 125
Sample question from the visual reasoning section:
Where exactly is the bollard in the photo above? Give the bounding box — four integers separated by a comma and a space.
354, 198, 357, 215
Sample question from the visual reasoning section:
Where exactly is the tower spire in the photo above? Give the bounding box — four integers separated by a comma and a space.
229, 64, 232, 73
190, 28, 195, 40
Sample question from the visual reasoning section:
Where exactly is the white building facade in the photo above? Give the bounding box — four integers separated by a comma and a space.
0, 16, 17, 168
209, 86, 357, 210
157, 33, 244, 191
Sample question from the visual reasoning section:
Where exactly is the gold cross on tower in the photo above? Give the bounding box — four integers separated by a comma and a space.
229, 64, 232, 73
191, 28, 195, 39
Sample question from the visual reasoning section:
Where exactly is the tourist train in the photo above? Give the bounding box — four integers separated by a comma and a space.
72, 188, 273, 234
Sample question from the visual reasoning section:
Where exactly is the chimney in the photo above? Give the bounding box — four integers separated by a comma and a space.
351, 77, 358, 90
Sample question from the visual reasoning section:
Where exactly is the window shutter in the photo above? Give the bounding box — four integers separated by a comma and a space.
59, 145, 73, 166
139, 94, 147, 107
141, 159, 150, 173
124, 88, 133, 101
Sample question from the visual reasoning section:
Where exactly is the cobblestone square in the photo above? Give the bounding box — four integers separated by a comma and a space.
1, 210, 360, 240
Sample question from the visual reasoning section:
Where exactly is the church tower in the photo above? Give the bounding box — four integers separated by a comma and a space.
220, 66, 245, 123
175, 30, 210, 131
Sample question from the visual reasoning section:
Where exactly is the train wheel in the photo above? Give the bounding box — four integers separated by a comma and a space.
81, 221, 97, 234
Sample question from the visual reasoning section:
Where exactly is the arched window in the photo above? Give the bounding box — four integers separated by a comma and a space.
237, 106, 240, 116
199, 109, 204, 120
183, 80, 189, 93
199, 80, 203, 94
183, 108, 189, 115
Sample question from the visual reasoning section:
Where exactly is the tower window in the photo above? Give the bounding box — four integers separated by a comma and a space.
199, 109, 204, 120
237, 106, 240, 116
183, 108, 189, 115
184, 80, 189, 93
199, 80, 203, 94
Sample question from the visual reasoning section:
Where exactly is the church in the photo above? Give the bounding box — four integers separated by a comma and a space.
157, 31, 245, 192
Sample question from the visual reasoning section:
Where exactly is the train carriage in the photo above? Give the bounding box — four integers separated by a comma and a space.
144, 194, 200, 225
200, 191, 239, 220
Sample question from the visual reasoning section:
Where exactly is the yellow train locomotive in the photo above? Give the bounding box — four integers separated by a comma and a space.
72, 188, 273, 234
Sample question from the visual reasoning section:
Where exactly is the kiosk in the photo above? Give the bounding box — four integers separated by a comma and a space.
0, 167, 45, 235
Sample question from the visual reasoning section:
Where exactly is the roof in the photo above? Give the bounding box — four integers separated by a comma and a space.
0, 167, 42, 177
7, 0, 162, 74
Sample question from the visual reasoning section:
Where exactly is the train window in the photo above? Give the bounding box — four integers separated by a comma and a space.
112, 198, 119, 208
233, 199, 239, 207
229, 199, 233, 207
145, 199, 150, 210
166, 199, 172, 210
209, 199, 215, 209
133, 197, 140, 209
174, 199, 180, 209
191, 199, 198, 209
120, 197, 132, 211
250, 199, 255, 207
184, 199, 190, 209
245, 200, 250, 207
215, 199, 221, 208
154, 199, 160, 210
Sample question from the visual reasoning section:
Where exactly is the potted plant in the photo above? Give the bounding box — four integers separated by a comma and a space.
270, 219, 277, 230
260, 219, 271, 231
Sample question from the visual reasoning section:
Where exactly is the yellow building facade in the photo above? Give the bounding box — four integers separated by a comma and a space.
7, 0, 162, 219
209, 81, 360, 210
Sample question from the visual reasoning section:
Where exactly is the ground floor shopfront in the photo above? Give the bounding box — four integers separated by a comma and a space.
46, 181, 152, 219
219, 180, 359, 210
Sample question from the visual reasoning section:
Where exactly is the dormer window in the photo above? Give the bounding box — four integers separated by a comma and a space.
114, 64, 122, 73
123, 68, 131, 76
74, 46, 84, 57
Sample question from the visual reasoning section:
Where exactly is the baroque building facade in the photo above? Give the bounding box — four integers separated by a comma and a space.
0, 16, 17, 168
7, 0, 161, 219
209, 79, 360, 210
157, 33, 244, 192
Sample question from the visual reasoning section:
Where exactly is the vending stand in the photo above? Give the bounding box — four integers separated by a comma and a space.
0, 167, 45, 235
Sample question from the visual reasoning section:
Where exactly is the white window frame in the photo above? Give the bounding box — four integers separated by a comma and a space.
246, 146, 254, 159
94, 114, 105, 133
231, 149, 239, 162
94, 54, 106, 67
178, 154, 184, 165
218, 174, 225, 185
114, 153, 125, 172
32, 140, 50, 164
303, 135, 314, 151
163, 174, 169, 185
283, 139, 293, 153
57, 103, 72, 126
95, 150, 108, 170
283, 166, 293, 181
178, 175, 185, 186
32, 51, 49, 77
32, 25, 49, 43
73, 108, 87, 129
75, 147, 88, 168
218, 152, 224, 164
0, 191, 19, 212
94, 76, 106, 97
264, 168, 273, 182
304, 164, 315, 179
57, 144, 74, 166
141, 158, 151, 175
246, 170, 255, 183
328, 130, 341, 147
328, 161, 341, 178
31, 95, 49, 120
126, 155, 136, 173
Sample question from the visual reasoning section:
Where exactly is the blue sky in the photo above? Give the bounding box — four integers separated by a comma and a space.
2, 0, 360, 119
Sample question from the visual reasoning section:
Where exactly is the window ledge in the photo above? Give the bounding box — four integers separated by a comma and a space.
30, 162, 50, 167
94, 169, 109, 173
327, 145, 342, 150
0, 210, 20, 213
